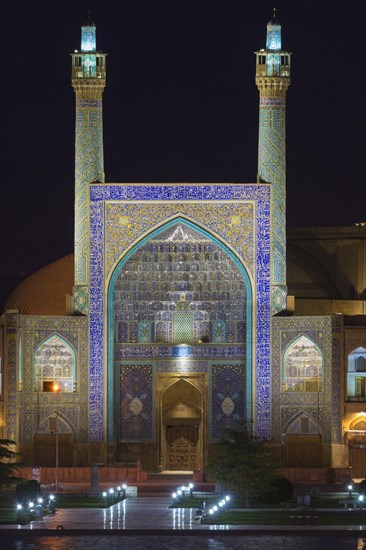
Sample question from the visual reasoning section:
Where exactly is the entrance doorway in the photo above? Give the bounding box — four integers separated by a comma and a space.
166, 425, 198, 471
33, 434, 73, 466
286, 435, 323, 467
161, 377, 203, 471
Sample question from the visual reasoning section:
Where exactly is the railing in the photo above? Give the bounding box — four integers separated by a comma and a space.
347, 396, 366, 402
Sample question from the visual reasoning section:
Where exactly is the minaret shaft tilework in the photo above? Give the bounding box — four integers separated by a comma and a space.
71, 20, 106, 314
256, 17, 291, 314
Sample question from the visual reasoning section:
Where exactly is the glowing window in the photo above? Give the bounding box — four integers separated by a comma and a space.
347, 347, 366, 398
35, 335, 76, 393
282, 335, 322, 392
266, 24, 281, 50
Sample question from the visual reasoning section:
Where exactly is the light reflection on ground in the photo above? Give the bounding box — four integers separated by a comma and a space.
0, 535, 360, 550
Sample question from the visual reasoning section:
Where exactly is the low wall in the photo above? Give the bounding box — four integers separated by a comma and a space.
17, 463, 148, 484
280, 467, 351, 483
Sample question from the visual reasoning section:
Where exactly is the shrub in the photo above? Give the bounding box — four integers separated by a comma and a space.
16, 480, 41, 503
268, 476, 294, 504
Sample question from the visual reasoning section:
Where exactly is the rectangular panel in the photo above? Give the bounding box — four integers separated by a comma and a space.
210, 363, 246, 440
120, 364, 154, 441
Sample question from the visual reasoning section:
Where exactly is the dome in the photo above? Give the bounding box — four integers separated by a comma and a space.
4, 254, 74, 315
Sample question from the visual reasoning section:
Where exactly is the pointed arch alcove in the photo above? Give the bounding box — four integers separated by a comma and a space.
106, 216, 253, 469
161, 378, 203, 471
34, 334, 76, 393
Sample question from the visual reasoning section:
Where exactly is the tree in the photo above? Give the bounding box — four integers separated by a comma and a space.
205, 426, 278, 507
0, 439, 22, 491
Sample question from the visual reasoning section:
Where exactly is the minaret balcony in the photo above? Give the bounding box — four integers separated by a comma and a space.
256, 65, 290, 78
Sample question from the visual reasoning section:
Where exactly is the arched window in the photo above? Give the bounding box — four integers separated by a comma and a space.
347, 347, 366, 399
282, 335, 323, 392
34, 335, 76, 392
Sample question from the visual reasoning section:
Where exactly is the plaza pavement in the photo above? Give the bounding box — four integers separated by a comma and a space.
1, 496, 366, 535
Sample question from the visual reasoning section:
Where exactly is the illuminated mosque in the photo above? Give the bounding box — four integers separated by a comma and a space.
1, 15, 366, 479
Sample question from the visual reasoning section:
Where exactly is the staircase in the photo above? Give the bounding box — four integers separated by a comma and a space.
137, 471, 215, 496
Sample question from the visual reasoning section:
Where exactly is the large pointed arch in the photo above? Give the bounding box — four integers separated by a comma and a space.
107, 216, 253, 443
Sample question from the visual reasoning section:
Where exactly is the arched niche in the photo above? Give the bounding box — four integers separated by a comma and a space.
282, 334, 323, 393
34, 334, 76, 393
161, 378, 203, 471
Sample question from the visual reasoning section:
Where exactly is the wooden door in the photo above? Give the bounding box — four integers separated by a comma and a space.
166, 426, 197, 471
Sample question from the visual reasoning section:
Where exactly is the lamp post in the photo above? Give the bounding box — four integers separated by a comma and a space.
53, 383, 61, 493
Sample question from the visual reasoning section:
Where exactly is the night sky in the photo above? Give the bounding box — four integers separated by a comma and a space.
1, 0, 365, 308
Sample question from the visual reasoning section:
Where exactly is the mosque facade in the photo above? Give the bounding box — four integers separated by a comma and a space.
1, 16, 366, 478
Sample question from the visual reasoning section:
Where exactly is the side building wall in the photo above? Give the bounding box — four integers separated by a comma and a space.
271, 314, 345, 468
1, 311, 89, 466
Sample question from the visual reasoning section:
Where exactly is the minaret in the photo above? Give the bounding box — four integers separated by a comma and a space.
255, 10, 291, 314
71, 15, 106, 314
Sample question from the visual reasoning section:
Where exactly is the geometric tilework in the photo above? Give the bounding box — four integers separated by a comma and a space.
112, 222, 247, 345
34, 334, 76, 393
120, 364, 154, 441
6, 335, 17, 441
210, 363, 246, 440
89, 183, 272, 441
271, 315, 342, 445
73, 285, 89, 316
19, 316, 88, 444
258, 96, 287, 314
73, 94, 105, 294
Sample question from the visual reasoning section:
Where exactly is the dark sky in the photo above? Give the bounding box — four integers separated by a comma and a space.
1, 0, 365, 308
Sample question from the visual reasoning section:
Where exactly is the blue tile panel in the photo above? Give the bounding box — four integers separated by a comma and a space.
120, 364, 154, 441
210, 363, 246, 440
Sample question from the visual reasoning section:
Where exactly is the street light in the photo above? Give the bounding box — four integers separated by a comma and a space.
359, 494, 364, 510
53, 383, 61, 493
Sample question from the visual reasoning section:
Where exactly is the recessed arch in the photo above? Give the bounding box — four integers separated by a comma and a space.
34, 334, 76, 393
107, 216, 253, 444
283, 410, 322, 435
161, 378, 202, 423
161, 378, 203, 471
38, 411, 76, 437
282, 334, 323, 393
